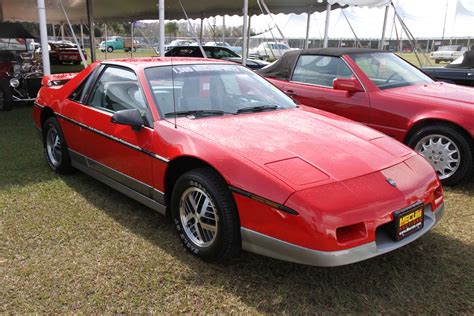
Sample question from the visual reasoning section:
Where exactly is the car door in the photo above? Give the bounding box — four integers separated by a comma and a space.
78, 65, 155, 194
282, 54, 370, 123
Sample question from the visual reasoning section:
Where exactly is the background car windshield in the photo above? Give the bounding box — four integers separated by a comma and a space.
145, 64, 296, 118
350, 52, 433, 89
0, 38, 29, 51
269, 43, 289, 49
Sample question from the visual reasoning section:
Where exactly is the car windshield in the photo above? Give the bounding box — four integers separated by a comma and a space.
350, 52, 433, 89
0, 38, 29, 51
268, 43, 289, 49
145, 63, 296, 119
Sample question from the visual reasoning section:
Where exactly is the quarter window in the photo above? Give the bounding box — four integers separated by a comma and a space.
292, 55, 353, 87
88, 66, 148, 113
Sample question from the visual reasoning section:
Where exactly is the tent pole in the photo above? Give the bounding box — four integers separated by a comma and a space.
59, 0, 87, 67
80, 23, 84, 48
86, 0, 96, 62
131, 22, 134, 57
158, 0, 165, 57
37, 0, 51, 75
104, 24, 108, 60
242, 0, 249, 66
222, 15, 225, 43
379, 5, 389, 50
323, 3, 331, 48
60, 22, 65, 40
52, 23, 56, 40
246, 14, 251, 58
200, 18, 204, 43
304, 7, 311, 49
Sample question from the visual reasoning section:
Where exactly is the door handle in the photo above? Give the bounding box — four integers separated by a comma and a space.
286, 90, 296, 97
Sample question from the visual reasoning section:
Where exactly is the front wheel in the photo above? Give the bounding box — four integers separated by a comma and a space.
43, 117, 74, 174
0, 79, 13, 111
407, 125, 473, 186
171, 168, 241, 262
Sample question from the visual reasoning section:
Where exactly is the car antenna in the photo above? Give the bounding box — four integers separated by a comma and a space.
170, 56, 177, 129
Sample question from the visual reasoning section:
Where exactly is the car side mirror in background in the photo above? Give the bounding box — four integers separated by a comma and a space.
333, 77, 364, 93
111, 109, 145, 130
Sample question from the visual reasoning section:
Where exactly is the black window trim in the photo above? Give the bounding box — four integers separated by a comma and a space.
84, 64, 155, 128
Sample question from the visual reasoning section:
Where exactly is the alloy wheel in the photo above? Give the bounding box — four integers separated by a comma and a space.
179, 186, 219, 247
415, 134, 460, 180
46, 127, 63, 167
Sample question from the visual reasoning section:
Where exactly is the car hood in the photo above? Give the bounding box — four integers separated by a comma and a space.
176, 108, 413, 188
384, 82, 474, 108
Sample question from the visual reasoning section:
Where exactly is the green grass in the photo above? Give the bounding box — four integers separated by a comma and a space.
1, 105, 473, 313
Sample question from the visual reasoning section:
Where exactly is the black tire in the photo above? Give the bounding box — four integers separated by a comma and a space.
107, 46, 114, 53
407, 124, 473, 186
435, 59, 440, 64
132, 47, 137, 53
171, 167, 241, 262
42, 117, 74, 174
0, 79, 13, 111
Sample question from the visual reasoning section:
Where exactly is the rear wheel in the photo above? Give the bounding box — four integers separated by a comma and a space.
0, 79, 13, 111
107, 46, 114, 53
171, 167, 241, 262
43, 117, 74, 174
407, 125, 473, 186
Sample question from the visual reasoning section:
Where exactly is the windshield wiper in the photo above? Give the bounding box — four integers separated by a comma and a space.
164, 110, 231, 118
236, 105, 279, 114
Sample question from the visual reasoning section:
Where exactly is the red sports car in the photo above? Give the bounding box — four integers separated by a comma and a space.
33, 58, 444, 266
259, 48, 474, 186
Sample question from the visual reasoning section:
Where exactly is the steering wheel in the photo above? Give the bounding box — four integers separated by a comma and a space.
385, 72, 403, 84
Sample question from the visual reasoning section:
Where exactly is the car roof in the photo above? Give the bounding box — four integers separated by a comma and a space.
100, 57, 235, 70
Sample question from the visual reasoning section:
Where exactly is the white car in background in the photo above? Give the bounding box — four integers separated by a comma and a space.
250, 42, 294, 61
430, 45, 469, 64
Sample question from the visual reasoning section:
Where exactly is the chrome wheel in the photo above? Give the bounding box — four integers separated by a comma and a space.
179, 186, 219, 247
46, 127, 62, 167
415, 134, 460, 180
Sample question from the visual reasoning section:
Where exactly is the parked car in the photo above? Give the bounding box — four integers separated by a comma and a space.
157, 39, 196, 53
36, 41, 86, 65
430, 45, 468, 64
99, 36, 139, 53
0, 22, 43, 111
164, 46, 269, 70
258, 48, 474, 185
423, 51, 474, 87
250, 42, 294, 61
205, 41, 242, 55
33, 57, 444, 266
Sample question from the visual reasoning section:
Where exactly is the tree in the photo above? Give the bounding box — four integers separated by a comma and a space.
165, 22, 180, 39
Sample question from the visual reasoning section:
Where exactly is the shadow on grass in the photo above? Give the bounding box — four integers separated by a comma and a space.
62, 172, 474, 314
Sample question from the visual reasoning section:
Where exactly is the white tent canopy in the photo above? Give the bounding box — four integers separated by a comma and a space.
252, 0, 474, 40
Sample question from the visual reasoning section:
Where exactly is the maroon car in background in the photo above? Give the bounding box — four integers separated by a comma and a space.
36, 41, 86, 65
258, 48, 474, 185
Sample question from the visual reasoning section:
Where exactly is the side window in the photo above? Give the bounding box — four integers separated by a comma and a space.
87, 66, 148, 114
292, 55, 353, 87
69, 65, 103, 104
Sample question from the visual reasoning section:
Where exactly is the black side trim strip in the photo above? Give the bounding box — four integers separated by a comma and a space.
229, 186, 299, 215
53, 112, 169, 163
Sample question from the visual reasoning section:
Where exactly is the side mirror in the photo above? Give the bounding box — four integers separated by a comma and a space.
111, 109, 145, 130
333, 77, 364, 93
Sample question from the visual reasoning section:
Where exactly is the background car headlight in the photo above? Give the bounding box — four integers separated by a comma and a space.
9, 78, 20, 88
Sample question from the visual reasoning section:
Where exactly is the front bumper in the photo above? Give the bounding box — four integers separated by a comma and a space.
242, 202, 444, 267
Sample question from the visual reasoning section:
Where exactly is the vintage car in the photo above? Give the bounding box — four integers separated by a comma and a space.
164, 45, 269, 70
423, 51, 474, 87
258, 48, 474, 186
249, 42, 294, 61
0, 22, 43, 111
35, 41, 86, 65
430, 45, 469, 64
99, 36, 139, 53
33, 57, 444, 266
